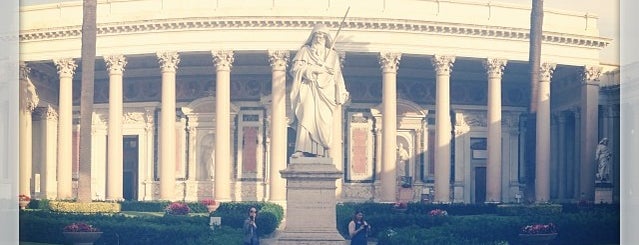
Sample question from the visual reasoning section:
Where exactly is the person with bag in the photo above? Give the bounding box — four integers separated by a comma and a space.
243, 206, 259, 245
348, 210, 371, 245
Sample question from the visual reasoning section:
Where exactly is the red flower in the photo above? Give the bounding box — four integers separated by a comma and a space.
393, 202, 407, 209
19, 194, 30, 202
200, 198, 217, 206
63, 222, 100, 232
428, 209, 448, 216
165, 202, 190, 215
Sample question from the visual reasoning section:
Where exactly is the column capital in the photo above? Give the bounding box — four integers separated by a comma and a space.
53, 58, 77, 78
582, 65, 602, 85
19, 62, 39, 112
539, 62, 556, 82
431, 55, 456, 75
379, 52, 402, 73
45, 105, 59, 121
156, 51, 180, 72
557, 111, 568, 122
267, 50, 290, 71
569, 106, 581, 118
483, 58, 508, 78
212, 50, 235, 72
104, 54, 127, 75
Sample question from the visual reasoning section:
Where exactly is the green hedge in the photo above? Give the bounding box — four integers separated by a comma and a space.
337, 202, 619, 245
20, 210, 244, 245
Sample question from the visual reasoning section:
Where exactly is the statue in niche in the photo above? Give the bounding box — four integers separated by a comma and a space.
595, 138, 612, 182
198, 133, 215, 180
289, 23, 349, 158
397, 143, 412, 188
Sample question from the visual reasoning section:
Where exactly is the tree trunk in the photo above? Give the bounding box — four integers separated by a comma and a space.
78, 0, 97, 203
524, 0, 543, 202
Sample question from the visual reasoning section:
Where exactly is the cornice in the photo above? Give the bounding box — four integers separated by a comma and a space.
19, 17, 610, 49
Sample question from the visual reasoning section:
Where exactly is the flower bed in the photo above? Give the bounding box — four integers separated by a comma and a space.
63, 222, 100, 232
165, 202, 191, 215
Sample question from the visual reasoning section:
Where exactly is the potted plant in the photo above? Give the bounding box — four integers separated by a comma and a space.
427, 208, 448, 217
165, 201, 190, 215
519, 223, 558, 245
62, 222, 103, 245
18, 194, 30, 210
200, 198, 219, 213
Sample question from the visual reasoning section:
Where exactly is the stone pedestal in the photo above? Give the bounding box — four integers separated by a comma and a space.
595, 182, 613, 204
275, 157, 346, 245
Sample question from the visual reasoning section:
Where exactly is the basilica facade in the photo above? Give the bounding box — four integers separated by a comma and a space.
18, 0, 619, 205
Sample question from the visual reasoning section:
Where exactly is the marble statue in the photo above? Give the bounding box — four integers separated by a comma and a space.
595, 138, 612, 182
397, 143, 410, 177
290, 23, 349, 158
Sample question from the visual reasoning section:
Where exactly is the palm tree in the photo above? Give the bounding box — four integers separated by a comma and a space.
77, 0, 97, 203
524, 0, 543, 202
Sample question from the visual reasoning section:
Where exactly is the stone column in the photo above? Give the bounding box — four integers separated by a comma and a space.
39, 105, 59, 199
267, 50, 289, 203
53, 58, 77, 199
579, 66, 602, 201
483, 58, 507, 203
379, 52, 401, 202
535, 62, 556, 203
144, 108, 155, 201
431, 55, 455, 203
104, 54, 127, 201
19, 63, 39, 197
157, 51, 180, 201
571, 107, 581, 199
557, 112, 567, 200
212, 50, 234, 202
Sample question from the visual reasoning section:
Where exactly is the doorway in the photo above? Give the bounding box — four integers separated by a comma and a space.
475, 167, 486, 203
123, 135, 139, 200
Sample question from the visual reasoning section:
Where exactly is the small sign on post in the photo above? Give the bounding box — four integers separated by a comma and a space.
209, 217, 221, 231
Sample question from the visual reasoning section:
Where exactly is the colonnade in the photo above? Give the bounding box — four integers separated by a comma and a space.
18, 51, 603, 204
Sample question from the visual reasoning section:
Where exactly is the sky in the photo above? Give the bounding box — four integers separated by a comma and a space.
499, 0, 619, 65
20, 0, 620, 65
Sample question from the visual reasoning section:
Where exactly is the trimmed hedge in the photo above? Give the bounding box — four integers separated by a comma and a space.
20, 210, 243, 245
337, 202, 619, 245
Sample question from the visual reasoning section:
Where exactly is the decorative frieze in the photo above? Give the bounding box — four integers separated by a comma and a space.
156, 51, 180, 72
431, 55, 455, 75
378, 52, 401, 73
455, 111, 487, 128
19, 18, 610, 49
123, 112, 145, 124
211, 50, 235, 71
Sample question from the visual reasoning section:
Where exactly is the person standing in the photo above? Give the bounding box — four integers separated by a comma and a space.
289, 23, 350, 158
243, 206, 259, 245
348, 210, 371, 245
